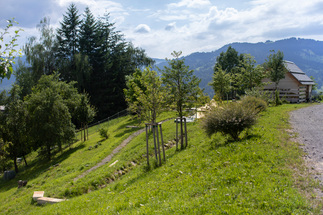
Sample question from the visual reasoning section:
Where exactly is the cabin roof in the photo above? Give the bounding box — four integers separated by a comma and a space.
284, 61, 315, 85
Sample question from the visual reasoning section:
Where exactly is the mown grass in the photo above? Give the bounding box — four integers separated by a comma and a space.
0, 104, 321, 214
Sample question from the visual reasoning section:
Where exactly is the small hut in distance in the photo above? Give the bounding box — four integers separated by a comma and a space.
263, 61, 315, 103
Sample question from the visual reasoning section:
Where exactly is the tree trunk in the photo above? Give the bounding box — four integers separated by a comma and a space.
23, 154, 28, 167
47, 144, 51, 161
145, 124, 149, 166
83, 123, 86, 141
80, 123, 83, 141
153, 125, 158, 162
13, 156, 18, 173
180, 118, 184, 150
87, 124, 89, 140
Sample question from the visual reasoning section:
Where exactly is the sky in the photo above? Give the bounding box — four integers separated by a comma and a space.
1, 0, 323, 59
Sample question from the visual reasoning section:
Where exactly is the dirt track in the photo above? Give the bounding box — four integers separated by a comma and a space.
290, 103, 323, 191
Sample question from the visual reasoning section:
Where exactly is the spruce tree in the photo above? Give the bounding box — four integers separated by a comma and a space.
56, 3, 81, 82
79, 7, 99, 68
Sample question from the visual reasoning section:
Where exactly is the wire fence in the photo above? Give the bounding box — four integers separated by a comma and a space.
87, 109, 129, 129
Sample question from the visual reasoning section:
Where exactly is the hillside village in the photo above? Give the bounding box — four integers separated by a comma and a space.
1, 3, 323, 215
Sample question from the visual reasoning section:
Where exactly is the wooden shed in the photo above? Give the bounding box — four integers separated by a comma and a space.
263, 61, 315, 103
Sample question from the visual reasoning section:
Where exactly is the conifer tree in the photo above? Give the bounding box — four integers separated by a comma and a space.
79, 7, 98, 59
56, 3, 81, 82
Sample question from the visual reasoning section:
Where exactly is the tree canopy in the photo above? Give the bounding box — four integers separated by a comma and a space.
124, 66, 165, 124
161, 51, 202, 149
0, 18, 22, 80
161, 51, 202, 118
25, 74, 79, 160
264, 50, 287, 89
211, 47, 265, 99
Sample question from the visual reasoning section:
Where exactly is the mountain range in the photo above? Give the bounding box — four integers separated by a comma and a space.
2, 38, 323, 98
155, 37, 323, 98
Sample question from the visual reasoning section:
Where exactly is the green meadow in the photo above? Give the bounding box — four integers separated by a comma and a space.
0, 104, 321, 214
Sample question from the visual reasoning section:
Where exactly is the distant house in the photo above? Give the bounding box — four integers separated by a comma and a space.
263, 61, 315, 103
0, 105, 4, 112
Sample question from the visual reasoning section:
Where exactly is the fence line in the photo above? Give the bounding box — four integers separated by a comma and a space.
87, 109, 129, 129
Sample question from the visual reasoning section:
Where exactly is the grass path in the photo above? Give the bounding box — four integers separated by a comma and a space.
73, 118, 173, 182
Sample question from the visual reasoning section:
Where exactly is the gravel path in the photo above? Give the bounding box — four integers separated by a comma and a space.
73, 118, 173, 182
73, 128, 145, 182
290, 103, 323, 189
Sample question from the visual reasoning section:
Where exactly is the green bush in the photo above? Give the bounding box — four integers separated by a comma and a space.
99, 127, 109, 139
240, 96, 267, 114
245, 88, 272, 104
202, 102, 257, 141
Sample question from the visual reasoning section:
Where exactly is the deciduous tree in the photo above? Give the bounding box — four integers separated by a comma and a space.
0, 18, 22, 80
76, 93, 96, 141
24, 17, 57, 82
125, 67, 165, 124
1, 85, 30, 173
264, 50, 287, 104
25, 74, 77, 160
161, 51, 202, 149
210, 65, 231, 100
236, 54, 265, 91
264, 50, 287, 89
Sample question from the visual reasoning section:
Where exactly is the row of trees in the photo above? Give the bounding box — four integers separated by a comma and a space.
210, 46, 287, 101
0, 3, 152, 172
124, 51, 208, 150
16, 4, 152, 120
0, 74, 95, 173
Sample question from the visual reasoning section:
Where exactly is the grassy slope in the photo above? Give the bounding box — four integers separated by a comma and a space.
0, 105, 321, 214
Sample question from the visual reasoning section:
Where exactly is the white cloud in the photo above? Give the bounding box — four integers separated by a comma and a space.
134, 24, 151, 34
125, 0, 323, 58
165, 22, 176, 31
3, 0, 323, 59
168, 0, 211, 9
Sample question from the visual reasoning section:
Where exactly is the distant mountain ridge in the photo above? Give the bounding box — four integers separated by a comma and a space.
155, 38, 323, 98
2, 38, 323, 98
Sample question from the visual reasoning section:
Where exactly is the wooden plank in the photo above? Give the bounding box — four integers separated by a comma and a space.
33, 191, 44, 201
37, 197, 65, 205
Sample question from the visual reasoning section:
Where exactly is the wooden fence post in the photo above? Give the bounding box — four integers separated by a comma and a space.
159, 123, 165, 161
156, 124, 161, 166
145, 124, 149, 166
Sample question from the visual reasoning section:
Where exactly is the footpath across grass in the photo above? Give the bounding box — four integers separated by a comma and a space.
0, 104, 322, 214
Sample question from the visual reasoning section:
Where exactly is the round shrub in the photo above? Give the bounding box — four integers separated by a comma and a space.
202, 102, 257, 141
99, 127, 109, 139
240, 96, 267, 114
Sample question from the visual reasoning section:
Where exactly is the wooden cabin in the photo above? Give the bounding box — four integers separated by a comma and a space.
263, 61, 315, 103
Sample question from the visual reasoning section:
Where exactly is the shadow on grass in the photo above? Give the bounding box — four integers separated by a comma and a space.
114, 127, 143, 138
115, 118, 141, 131
0, 143, 86, 193
51, 143, 86, 166
208, 131, 263, 149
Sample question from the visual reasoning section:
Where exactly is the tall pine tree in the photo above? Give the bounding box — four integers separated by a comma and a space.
56, 3, 81, 82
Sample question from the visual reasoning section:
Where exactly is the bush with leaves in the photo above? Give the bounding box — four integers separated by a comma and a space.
99, 127, 109, 140
240, 96, 267, 114
202, 102, 257, 141
245, 88, 272, 104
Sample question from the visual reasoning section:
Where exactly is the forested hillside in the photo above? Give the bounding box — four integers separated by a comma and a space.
155, 38, 323, 97
2, 38, 323, 102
